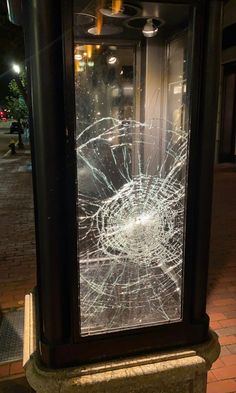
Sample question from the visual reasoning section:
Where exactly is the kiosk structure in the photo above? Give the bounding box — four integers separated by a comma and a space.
7, 0, 222, 391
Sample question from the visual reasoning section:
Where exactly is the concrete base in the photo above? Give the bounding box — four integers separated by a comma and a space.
24, 293, 220, 393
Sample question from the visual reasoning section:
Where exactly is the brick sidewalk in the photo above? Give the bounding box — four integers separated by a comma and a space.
207, 164, 236, 393
0, 154, 36, 311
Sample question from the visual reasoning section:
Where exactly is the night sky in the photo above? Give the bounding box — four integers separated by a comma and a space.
0, 0, 25, 105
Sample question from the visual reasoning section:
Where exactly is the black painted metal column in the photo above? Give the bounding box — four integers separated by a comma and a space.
22, 0, 71, 345
191, 0, 223, 322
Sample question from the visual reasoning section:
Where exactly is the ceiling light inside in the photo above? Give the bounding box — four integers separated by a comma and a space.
88, 24, 123, 35
107, 56, 118, 65
74, 54, 83, 61
142, 18, 159, 38
100, 3, 140, 18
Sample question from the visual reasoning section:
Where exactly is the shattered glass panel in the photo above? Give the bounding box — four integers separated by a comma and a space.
74, 1, 192, 336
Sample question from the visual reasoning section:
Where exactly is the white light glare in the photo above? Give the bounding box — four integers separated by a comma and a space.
12, 64, 21, 74
142, 19, 159, 38
74, 54, 83, 61
107, 56, 117, 65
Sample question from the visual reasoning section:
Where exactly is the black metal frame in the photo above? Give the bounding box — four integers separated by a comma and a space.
18, 0, 222, 368
219, 62, 236, 163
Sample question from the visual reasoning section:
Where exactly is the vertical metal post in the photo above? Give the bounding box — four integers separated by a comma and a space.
22, 0, 71, 344
192, 0, 223, 321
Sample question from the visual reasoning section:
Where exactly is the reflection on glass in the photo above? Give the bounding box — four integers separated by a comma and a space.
75, 45, 134, 130
74, 1, 192, 336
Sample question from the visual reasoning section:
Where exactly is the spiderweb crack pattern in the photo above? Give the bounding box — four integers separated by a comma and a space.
76, 118, 188, 335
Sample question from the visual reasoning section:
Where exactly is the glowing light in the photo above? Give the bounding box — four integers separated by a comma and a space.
107, 56, 117, 65
112, 0, 122, 14
12, 64, 20, 74
142, 19, 159, 38
86, 45, 93, 59
75, 61, 80, 73
74, 54, 83, 61
96, 0, 104, 35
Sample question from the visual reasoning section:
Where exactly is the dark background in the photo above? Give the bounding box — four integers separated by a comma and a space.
0, 0, 24, 105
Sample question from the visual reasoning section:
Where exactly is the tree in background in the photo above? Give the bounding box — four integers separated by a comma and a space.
4, 71, 28, 121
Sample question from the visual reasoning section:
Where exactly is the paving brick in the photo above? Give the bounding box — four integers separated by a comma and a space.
211, 358, 225, 369
213, 299, 236, 306
220, 346, 232, 356
212, 364, 236, 380
209, 312, 226, 321
227, 286, 236, 292
207, 371, 217, 383
220, 277, 236, 284
9, 361, 24, 376
215, 327, 236, 337
219, 336, 236, 345
222, 355, 236, 366
207, 165, 236, 390
207, 304, 236, 313
225, 310, 236, 319
207, 380, 236, 393
0, 364, 10, 378
210, 321, 222, 329
220, 319, 236, 328
226, 344, 236, 354
0, 155, 36, 310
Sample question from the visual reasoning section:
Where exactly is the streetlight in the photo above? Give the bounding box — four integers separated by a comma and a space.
12, 63, 21, 74
11, 62, 25, 149
11, 62, 28, 103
